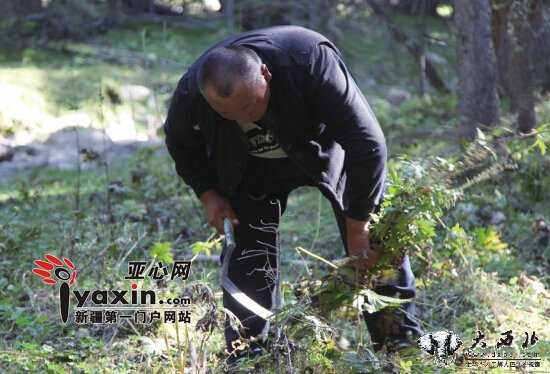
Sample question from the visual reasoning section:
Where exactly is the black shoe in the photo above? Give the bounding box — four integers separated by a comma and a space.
373, 331, 422, 354
393, 336, 421, 356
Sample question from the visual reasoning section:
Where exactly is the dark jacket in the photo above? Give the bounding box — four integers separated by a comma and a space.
164, 26, 386, 220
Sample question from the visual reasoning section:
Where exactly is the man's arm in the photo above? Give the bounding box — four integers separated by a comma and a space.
164, 77, 216, 198
307, 44, 387, 258
164, 76, 239, 234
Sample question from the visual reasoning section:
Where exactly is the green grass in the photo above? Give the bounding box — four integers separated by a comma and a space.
1, 147, 548, 373
1, 14, 549, 374
0, 19, 225, 140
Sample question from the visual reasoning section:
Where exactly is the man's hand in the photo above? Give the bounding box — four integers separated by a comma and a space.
346, 217, 379, 270
199, 189, 239, 234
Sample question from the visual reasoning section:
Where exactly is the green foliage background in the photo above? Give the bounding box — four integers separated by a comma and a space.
0, 5, 549, 373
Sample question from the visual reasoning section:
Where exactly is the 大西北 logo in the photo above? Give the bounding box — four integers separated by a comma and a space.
417, 330, 462, 367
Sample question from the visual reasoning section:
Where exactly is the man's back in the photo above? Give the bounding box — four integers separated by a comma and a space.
179, 25, 336, 99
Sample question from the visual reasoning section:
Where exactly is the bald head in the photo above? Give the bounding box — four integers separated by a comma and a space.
197, 45, 263, 97
197, 45, 272, 123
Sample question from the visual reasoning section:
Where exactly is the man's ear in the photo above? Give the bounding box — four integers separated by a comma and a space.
261, 64, 272, 83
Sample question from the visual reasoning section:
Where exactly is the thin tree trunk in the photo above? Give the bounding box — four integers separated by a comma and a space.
491, 2, 510, 96
226, 0, 234, 35
366, 0, 449, 93
417, 0, 427, 95
505, 0, 536, 133
103, 0, 120, 28
455, 0, 501, 138
308, 0, 319, 30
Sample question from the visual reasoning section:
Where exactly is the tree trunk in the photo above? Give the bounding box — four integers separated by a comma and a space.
392, 0, 442, 16
367, 0, 449, 93
0, 0, 42, 42
308, 0, 320, 30
507, 0, 536, 133
455, 0, 500, 138
124, 0, 155, 13
492, 0, 537, 134
532, 1, 550, 93
317, 0, 339, 39
103, 0, 120, 28
417, 0, 427, 95
225, 0, 234, 35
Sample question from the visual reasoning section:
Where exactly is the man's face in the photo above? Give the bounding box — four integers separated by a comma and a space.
202, 65, 271, 123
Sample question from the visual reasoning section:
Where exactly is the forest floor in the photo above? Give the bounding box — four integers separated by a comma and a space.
0, 15, 549, 374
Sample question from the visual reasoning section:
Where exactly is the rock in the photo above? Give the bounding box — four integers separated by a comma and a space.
44, 127, 114, 170
147, 94, 158, 110
108, 141, 142, 160
138, 336, 166, 356
364, 78, 377, 87
0, 126, 164, 176
426, 52, 447, 65
12, 144, 46, 160
490, 212, 507, 226
0, 143, 13, 162
365, 95, 382, 104
45, 126, 113, 149
535, 218, 548, 232
387, 87, 411, 107
120, 85, 152, 102
135, 114, 157, 128
336, 336, 350, 350
0, 150, 48, 176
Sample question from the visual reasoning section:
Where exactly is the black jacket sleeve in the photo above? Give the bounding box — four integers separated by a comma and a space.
307, 44, 387, 221
164, 76, 216, 198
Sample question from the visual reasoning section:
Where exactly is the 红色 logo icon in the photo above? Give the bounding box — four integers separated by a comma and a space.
32, 254, 77, 323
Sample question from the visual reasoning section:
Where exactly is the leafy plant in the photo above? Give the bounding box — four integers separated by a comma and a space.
149, 242, 174, 264
114, 199, 147, 220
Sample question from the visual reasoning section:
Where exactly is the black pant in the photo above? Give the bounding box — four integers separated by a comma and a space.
220, 168, 423, 358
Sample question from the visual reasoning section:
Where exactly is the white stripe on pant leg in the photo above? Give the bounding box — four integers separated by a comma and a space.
260, 243, 280, 341
221, 274, 274, 320
221, 242, 274, 325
